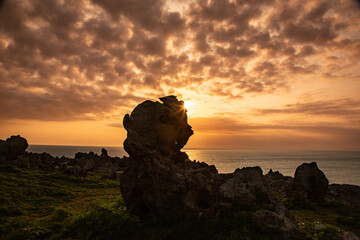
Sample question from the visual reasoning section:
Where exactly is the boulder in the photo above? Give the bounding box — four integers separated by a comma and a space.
287, 162, 329, 202
0, 135, 28, 160
101, 148, 108, 158
120, 96, 215, 219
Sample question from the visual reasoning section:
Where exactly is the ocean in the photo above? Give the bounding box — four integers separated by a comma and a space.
27, 145, 360, 186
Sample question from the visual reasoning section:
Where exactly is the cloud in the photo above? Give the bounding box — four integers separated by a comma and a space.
253, 98, 360, 117
0, 0, 359, 122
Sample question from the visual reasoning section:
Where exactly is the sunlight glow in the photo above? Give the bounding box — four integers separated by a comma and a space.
184, 100, 194, 113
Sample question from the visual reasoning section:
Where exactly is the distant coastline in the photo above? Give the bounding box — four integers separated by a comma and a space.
27, 145, 360, 185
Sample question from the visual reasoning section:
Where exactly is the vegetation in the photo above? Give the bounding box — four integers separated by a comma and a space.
1, 164, 359, 240
281, 194, 360, 240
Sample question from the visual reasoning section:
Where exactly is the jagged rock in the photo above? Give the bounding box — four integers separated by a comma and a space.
120, 96, 216, 219
215, 167, 271, 204
123, 95, 193, 158
265, 169, 293, 195
252, 208, 302, 240
101, 148, 108, 158
287, 162, 329, 202
328, 184, 360, 208
213, 167, 302, 239
0, 135, 28, 160
120, 96, 303, 239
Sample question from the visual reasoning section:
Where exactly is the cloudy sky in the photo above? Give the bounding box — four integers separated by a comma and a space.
0, 0, 360, 150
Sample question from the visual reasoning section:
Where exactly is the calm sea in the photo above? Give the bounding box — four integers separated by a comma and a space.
28, 145, 360, 186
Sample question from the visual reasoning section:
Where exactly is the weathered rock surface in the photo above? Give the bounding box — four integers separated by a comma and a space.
121, 96, 216, 219
0, 135, 28, 160
214, 167, 302, 240
287, 162, 329, 202
120, 96, 302, 239
328, 184, 360, 208
265, 169, 293, 195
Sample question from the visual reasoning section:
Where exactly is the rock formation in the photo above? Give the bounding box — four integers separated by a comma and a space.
120, 96, 303, 239
287, 162, 329, 202
0, 135, 28, 161
121, 96, 217, 219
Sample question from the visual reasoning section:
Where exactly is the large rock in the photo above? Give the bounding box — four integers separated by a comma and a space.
120, 96, 303, 239
264, 169, 293, 195
120, 96, 216, 219
287, 162, 329, 202
123, 96, 193, 158
0, 135, 28, 160
213, 167, 302, 239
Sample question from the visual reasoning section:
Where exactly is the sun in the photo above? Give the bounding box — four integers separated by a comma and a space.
184, 100, 194, 112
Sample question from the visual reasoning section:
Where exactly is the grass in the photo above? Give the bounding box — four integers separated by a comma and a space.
279, 193, 360, 240
0, 164, 121, 240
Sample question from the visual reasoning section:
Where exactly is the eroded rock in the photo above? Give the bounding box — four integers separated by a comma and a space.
0, 135, 28, 160
120, 96, 215, 219
119, 96, 303, 239
287, 162, 329, 202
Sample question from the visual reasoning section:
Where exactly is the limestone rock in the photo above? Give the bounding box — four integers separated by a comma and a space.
213, 167, 302, 239
121, 96, 215, 219
101, 148, 108, 158
265, 169, 293, 195
287, 162, 329, 202
123, 96, 193, 158
0, 135, 28, 160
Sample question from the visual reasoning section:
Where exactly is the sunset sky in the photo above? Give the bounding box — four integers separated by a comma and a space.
0, 0, 360, 150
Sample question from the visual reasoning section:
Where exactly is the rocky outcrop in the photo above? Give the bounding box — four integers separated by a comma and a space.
287, 162, 329, 202
121, 96, 216, 219
0, 135, 28, 161
265, 169, 293, 195
0, 135, 127, 178
328, 184, 360, 208
120, 96, 302, 239
213, 167, 302, 240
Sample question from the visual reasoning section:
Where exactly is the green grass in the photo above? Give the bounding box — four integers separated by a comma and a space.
0, 164, 121, 240
279, 194, 360, 240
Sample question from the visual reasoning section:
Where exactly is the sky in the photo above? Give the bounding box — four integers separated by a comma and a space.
0, 0, 360, 150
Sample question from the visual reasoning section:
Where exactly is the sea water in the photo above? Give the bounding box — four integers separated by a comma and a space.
27, 145, 360, 185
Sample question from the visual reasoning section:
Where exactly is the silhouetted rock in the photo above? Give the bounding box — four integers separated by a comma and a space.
101, 148, 108, 157
287, 162, 329, 202
119, 96, 303, 239
0, 135, 28, 160
123, 95, 193, 158
121, 96, 215, 219
213, 167, 302, 239
265, 169, 293, 195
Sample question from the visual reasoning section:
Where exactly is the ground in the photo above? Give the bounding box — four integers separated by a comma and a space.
0, 164, 359, 240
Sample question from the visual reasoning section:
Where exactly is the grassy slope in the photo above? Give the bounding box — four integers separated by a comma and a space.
0, 164, 122, 239
1, 164, 359, 240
